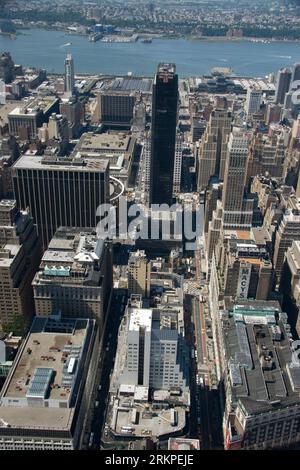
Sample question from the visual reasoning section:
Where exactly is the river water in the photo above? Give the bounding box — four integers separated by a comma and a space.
1, 28, 300, 77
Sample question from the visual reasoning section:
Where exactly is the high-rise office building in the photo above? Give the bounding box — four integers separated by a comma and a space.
204, 182, 223, 234
222, 132, 253, 228
206, 201, 223, 261
206, 132, 253, 262
47, 113, 69, 142
0, 52, 15, 84
12, 154, 109, 249
247, 132, 285, 181
265, 103, 282, 125
197, 98, 232, 190
64, 54, 75, 96
150, 63, 178, 206
245, 87, 262, 116
127, 250, 150, 298
60, 96, 84, 138
291, 63, 300, 87
0, 136, 20, 199
8, 106, 43, 141
197, 132, 217, 191
108, 274, 189, 439
132, 98, 146, 131
280, 240, 300, 336
296, 169, 300, 198
191, 116, 206, 143
220, 234, 273, 301
112, 302, 189, 391
273, 209, 300, 279
97, 91, 136, 127
275, 68, 292, 105
0, 200, 41, 330
173, 136, 183, 195
143, 133, 182, 203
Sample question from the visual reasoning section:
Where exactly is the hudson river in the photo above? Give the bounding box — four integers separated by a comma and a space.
1, 28, 300, 77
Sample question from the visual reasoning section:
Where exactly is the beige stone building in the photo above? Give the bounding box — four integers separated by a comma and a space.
0, 200, 41, 330
127, 250, 150, 298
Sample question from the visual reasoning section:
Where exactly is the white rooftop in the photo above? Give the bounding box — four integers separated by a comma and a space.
128, 308, 152, 332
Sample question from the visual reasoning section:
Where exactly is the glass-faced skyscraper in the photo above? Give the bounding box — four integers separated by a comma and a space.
150, 63, 178, 205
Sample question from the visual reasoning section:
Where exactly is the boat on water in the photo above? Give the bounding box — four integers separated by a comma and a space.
141, 38, 152, 43
89, 33, 102, 42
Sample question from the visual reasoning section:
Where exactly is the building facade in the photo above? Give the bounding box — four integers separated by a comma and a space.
245, 87, 262, 116
12, 154, 109, 249
32, 227, 112, 331
0, 315, 98, 450
220, 301, 300, 450
275, 68, 292, 105
128, 250, 150, 298
150, 63, 178, 206
98, 91, 136, 127
0, 200, 41, 330
64, 54, 75, 96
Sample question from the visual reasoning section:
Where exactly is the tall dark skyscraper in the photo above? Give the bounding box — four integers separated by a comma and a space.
275, 68, 291, 105
291, 62, 300, 85
150, 63, 178, 205
12, 154, 109, 249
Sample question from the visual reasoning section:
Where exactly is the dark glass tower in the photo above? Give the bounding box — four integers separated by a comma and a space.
150, 63, 178, 205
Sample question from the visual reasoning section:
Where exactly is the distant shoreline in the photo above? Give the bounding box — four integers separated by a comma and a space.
5, 26, 300, 44
187, 36, 300, 44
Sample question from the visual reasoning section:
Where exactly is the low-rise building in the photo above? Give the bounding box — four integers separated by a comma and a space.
73, 131, 136, 186
168, 437, 200, 450
219, 301, 300, 450
8, 96, 59, 140
32, 227, 112, 332
0, 315, 98, 450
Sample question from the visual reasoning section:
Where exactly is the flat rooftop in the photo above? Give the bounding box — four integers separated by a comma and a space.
105, 77, 152, 93
111, 398, 186, 438
0, 244, 21, 268
8, 96, 58, 117
233, 78, 275, 92
222, 301, 300, 415
3, 317, 87, 402
0, 102, 19, 125
35, 228, 106, 282
78, 132, 132, 153
12, 154, 108, 173
0, 316, 94, 431
128, 308, 152, 332
168, 438, 200, 450
251, 227, 272, 245
224, 230, 251, 240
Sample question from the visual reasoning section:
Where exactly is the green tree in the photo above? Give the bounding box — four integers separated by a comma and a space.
1, 315, 26, 336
